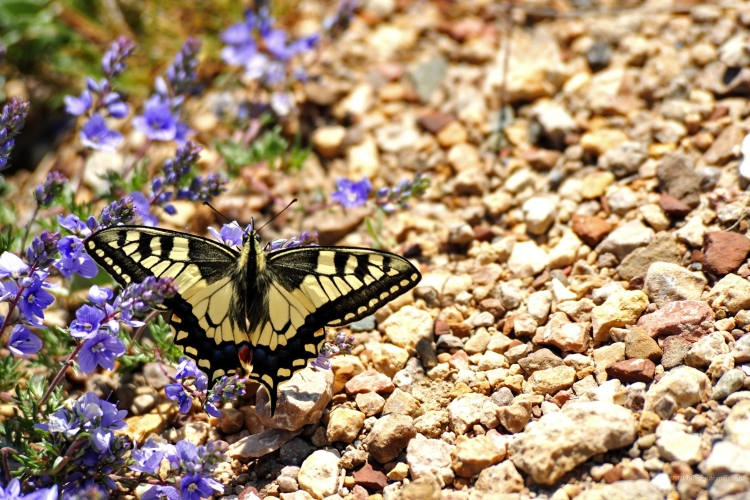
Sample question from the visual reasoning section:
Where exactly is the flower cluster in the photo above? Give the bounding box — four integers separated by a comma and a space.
0, 97, 30, 172
65, 37, 135, 152
311, 331, 354, 370
0, 249, 56, 328
132, 38, 201, 145
165, 358, 245, 417
69, 278, 176, 373
33, 171, 68, 208
33, 392, 130, 497
133, 141, 226, 225
374, 172, 430, 212
221, 8, 319, 115
132, 439, 225, 500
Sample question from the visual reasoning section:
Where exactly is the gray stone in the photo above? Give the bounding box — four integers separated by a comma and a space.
409, 56, 448, 102
616, 234, 684, 282
713, 369, 745, 401
596, 220, 655, 261
599, 141, 648, 178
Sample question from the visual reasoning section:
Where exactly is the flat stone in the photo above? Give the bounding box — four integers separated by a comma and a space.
352, 462, 388, 491
598, 141, 648, 178
380, 305, 434, 349
345, 370, 395, 395
364, 413, 415, 464
398, 476, 441, 500
523, 197, 557, 236
644, 366, 710, 419
574, 480, 666, 500
661, 336, 692, 369
642, 262, 707, 307
596, 220, 655, 261
413, 410, 449, 439
509, 402, 637, 485
637, 300, 715, 341
447, 393, 500, 434
606, 358, 656, 383
572, 214, 613, 247
591, 290, 649, 341
593, 343, 626, 384
703, 231, 750, 275
474, 461, 525, 494
227, 428, 303, 462
298, 450, 340, 500
704, 124, 744, 165
451, 432, 507, 477
406, 433, 455, 487
371, 343, 409, 378
617, 234, 683, 282
507, 240, 549, 278
524, 365, 576, 395
418, 111, 455, 134
659, 193, 692, 217
355, 392, 386, 417
533, 312, 589, 354
382, 388, 424, 418
657, 153, 701, 207
700, 441, 750, 476
518, 348, 564, 374
331, 355, 366, 394
497, 402, 532, 433
624, 327, 663, 362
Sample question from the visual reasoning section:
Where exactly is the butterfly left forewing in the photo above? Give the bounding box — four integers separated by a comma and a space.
247, 246, 421, 411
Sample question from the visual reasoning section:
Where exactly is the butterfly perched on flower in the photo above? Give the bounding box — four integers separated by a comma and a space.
84, 222, 421, 413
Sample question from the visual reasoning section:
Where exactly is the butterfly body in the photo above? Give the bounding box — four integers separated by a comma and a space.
84, 225, 421, 413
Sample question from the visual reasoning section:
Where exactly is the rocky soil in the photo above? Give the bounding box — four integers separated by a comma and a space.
15, 0, 750, 499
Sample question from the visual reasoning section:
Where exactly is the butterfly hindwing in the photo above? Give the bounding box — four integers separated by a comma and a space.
246, 246, 422, 409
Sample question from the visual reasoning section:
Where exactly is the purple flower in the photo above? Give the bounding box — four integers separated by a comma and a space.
88, 285, 113, 306
101, 36, 136, 78
330, 177, 372, 208
142, 486, 180, 500
102, 92, 130, 119
174, 357, 201, 380
57, 236, 98, 279
78, 332, 126, 373
25, 231, 60, 269
97, 197, 136, 227
208, 223, 244, 247
130, 439, 166, 474
132, 95, 182, 142
167, 37, 201, 96
129, 191, 159, 227
79, 113, 123, 152
34, 171, 68, 207
7, 324, 42, 357
69, 304, 106, 338
180, 474, 217, 500
58, 214, 97, 238
0, 479, 58, 500
165, 383, 193, 414
0, 98, 30, 171
19, 279, 54, 324
64, 90, 93, 116
0, 251, 28, 279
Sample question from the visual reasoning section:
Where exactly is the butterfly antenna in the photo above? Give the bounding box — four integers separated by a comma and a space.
203, 201, 233, 224
257, 199, 298, 232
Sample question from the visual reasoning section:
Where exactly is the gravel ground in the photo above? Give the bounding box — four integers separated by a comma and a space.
12, 1, 750, 499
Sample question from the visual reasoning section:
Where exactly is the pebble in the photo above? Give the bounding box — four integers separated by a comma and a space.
345, 370, 395, 395
702, 231, 750, 275
497, 402, 532, 433
643, 261, 707, 307
593, 343, 626, 384
326, 408, 365, 443
298, 450, 340, 500
523, 197, 557, 235
598, 141, 648, 178
509, 402, 637, 485
616, 233, 683, 282
355, 392, 386, 417
447, 393, 500, 434
215, 408, 245, 434
655, 422, 703, 464
574, 481, 665, 500
657, 153, 702, 208
704, 124, 744, 165
713, 369, 746, 401
580, 171, 615, 200
685, 332, 729, 368
352, 462, 388, 491
451, 433, 507, 478
474, 461, 525, 494
524, 365, 576, 395
331, 355, 366, 394
596, 220, 655, 261
572, 214, 613, 247
364, 413, 416, 464
398, 476, 441, 500
700, 441, 750, 476
676, 217, 707, 248
549, 231, 583, 269
463, 328, 491, 354
661, 336, 692, 370
371, 343, 410, 378
518, 348, 563, 374
380, 305, 434, 349
413, 410, 449, 439
382, 388, 423, 418
312, 125, 347, 159
507, 240, 549, 278
605, 358, 656, 383
624, 327, 662, 362
406, 433, 455, 487
607, 187, 639, 216
591, 290, 649, 342
227, 429, 303, 461
644, 366, 710, 419
658, 193, 692, 217
637, 300, 715, 341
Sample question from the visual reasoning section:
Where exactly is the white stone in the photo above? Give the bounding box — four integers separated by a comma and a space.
645, 366, 710, 419
508, 241, 549, 278
548, 231, 583, 269
298, 450, 340, 500
380, 306, 434, 349
523, 197, 557, 235
527, 290, 553, 324
406, 433, 455, 487
676, 216, 707, 248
